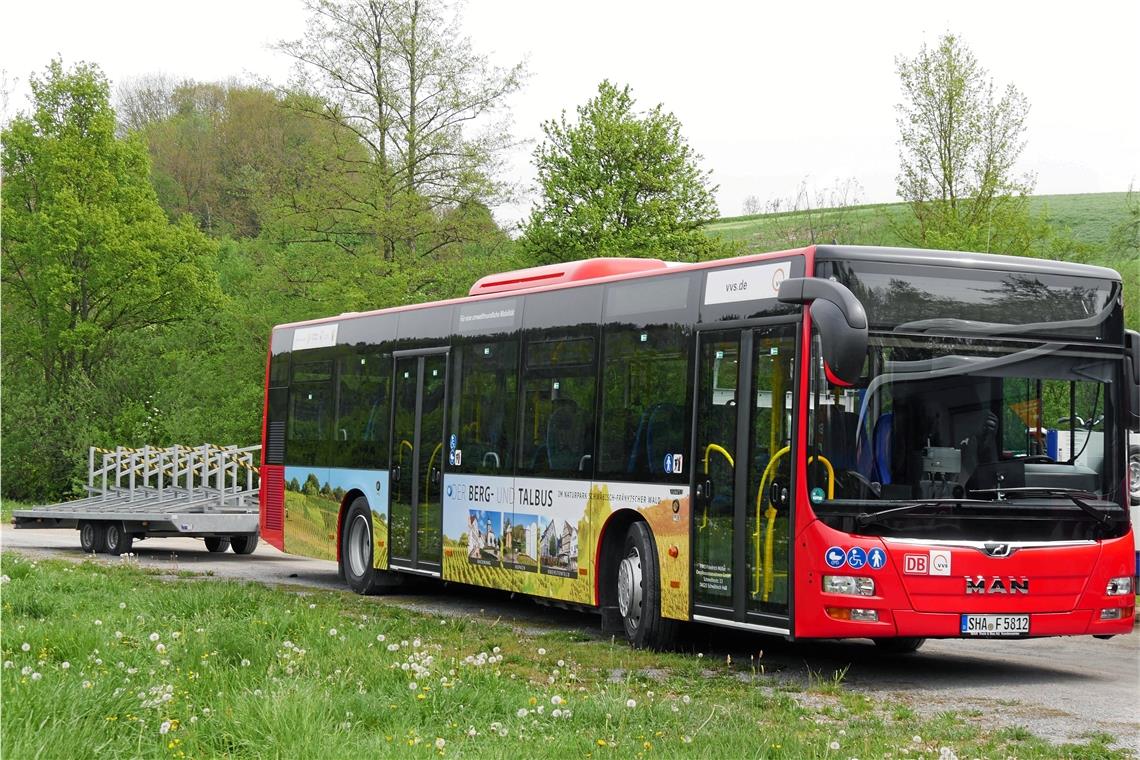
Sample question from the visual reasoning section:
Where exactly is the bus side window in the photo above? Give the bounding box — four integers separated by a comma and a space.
335, 351, 390, 469
448, 339, 519, 474
519, 335, 597, 479
288, 358, 334, 466
598, 325, 690, 481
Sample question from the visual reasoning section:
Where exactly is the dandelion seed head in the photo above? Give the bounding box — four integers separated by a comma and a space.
516, 708, 528, 718
537, 648, 546, 655
626, 699, 636, 708
149, 633, 160, 642
21, 643, 30, 652
61, 662, 70, 670
830, 741, 841, 750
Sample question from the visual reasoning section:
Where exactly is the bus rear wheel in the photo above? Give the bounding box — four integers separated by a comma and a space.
617, 521, 677, 650
339, 497, 401, 595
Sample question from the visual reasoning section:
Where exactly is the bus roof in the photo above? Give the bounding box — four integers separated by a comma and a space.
273, 244, 1123, 332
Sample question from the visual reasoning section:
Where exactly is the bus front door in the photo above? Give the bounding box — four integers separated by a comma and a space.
692, 324, 797, 633
389, 350, 448, 574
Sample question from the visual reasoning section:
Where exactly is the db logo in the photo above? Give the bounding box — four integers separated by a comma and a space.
903, 554, 929, 575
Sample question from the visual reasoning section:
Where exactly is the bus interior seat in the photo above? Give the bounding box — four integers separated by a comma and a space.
857, 412, 893, 485
546, 399, 585, 471
627, 403, 684, 476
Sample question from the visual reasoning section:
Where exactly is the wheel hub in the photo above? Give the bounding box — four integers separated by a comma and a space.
617, 548, 643, 626
348, 514, 370, 578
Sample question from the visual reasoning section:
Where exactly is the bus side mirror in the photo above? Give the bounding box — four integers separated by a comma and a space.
778, 277, 868, 387
1126, 330, 1140, 432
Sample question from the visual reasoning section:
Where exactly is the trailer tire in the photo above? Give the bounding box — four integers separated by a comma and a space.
617, 521, 678, 650
79, 521, 106, 554
104, 522, 133, 556
204, 537, 231, 553
230, 534, 259, 555
340, 497, 401, 595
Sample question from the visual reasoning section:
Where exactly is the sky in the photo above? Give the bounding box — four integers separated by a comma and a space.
3, 0, 1138, 227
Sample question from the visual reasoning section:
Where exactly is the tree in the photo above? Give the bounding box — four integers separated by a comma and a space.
894, 33, 1037, 254
1, 60, 217, 500
2, 60, 216, 395
523, 81, 719, 263
275, 0, 524, 263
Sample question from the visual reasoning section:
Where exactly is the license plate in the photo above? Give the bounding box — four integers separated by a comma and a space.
960, 614, 1030, 637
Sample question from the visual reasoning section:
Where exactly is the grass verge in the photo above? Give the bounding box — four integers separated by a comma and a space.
0, 551, 1126, 759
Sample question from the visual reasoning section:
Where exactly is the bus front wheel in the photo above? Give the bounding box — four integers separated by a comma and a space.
873, 637, 925, 654
617, 521, 677, 650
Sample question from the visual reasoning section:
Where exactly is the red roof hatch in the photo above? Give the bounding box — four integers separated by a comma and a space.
469, 257, 669, 296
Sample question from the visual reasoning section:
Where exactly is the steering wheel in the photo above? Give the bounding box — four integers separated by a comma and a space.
841, 469, 881, 498
1019, 454, 1056, 464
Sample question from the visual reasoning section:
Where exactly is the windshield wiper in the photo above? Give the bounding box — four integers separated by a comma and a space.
855, 499, 990, 527
968, 487, 1117, 527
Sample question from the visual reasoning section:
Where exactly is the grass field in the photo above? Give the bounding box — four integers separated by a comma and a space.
705, 192, 1132, 250
1, 551, 1128, 759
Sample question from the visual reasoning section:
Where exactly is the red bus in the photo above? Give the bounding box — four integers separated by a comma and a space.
258, 245, 1138, 649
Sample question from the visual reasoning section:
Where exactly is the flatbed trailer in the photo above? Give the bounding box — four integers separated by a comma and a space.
11, 444, 260, 556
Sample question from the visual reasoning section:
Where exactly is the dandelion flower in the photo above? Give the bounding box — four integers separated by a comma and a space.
328, 628, 338, 636
537, 648, 546, 656
241, 659, 251, 667
516, 708, 528, 718
435, 738, 446, 750
61, 662, 70, 670
31, 672, 42, 681
149, 633, 160, 642
551, 695, 563, 705
626, 699, 636, 708
829, 741, 841, 750
159, 720, 172, 735
21, 643, 30, 652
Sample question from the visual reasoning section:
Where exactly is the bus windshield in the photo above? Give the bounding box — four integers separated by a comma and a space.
807, 334, 1128, 542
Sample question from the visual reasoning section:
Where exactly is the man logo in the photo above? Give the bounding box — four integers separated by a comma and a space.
965, 577, 1029, 594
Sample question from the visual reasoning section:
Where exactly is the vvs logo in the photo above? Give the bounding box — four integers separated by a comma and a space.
965, 576, 1029, 594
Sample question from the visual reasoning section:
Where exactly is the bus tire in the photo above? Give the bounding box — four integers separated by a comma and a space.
873, 637, 925, 654
339, 497, 401, 595
104, 522, 133, 556
617, 521, 677, 650
204, 536, 231, 553
79, 521, 106, 554
230, 534, 259, 555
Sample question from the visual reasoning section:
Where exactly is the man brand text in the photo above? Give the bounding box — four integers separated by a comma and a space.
965, 577, 1029, 594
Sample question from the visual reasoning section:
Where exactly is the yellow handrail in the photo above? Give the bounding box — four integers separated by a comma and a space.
425, 442, 443, 497
699, 443, 734, 531
752, 449, 834, 600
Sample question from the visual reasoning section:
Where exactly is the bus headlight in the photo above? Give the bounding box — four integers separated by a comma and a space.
823, 575, 875, 596
1105, 577, 1132, 596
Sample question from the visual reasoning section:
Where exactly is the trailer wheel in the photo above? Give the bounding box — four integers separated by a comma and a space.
873, 637, 926, 654
204, 537, 231, 553
104, 522, 134, 556
617, 521, 677, 650
79, 521, 106, 554
339, 497, 401, 595
230, 534, 259, 555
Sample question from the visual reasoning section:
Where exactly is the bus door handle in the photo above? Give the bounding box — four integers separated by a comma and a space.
392, 466, 401, 484
431, 467, 441, 485
696, 478, 713, 504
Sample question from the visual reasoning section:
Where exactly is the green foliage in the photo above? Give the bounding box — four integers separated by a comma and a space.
894, 34, 1040, 255
524, 81, 721, 262
1, 60, 219, 501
